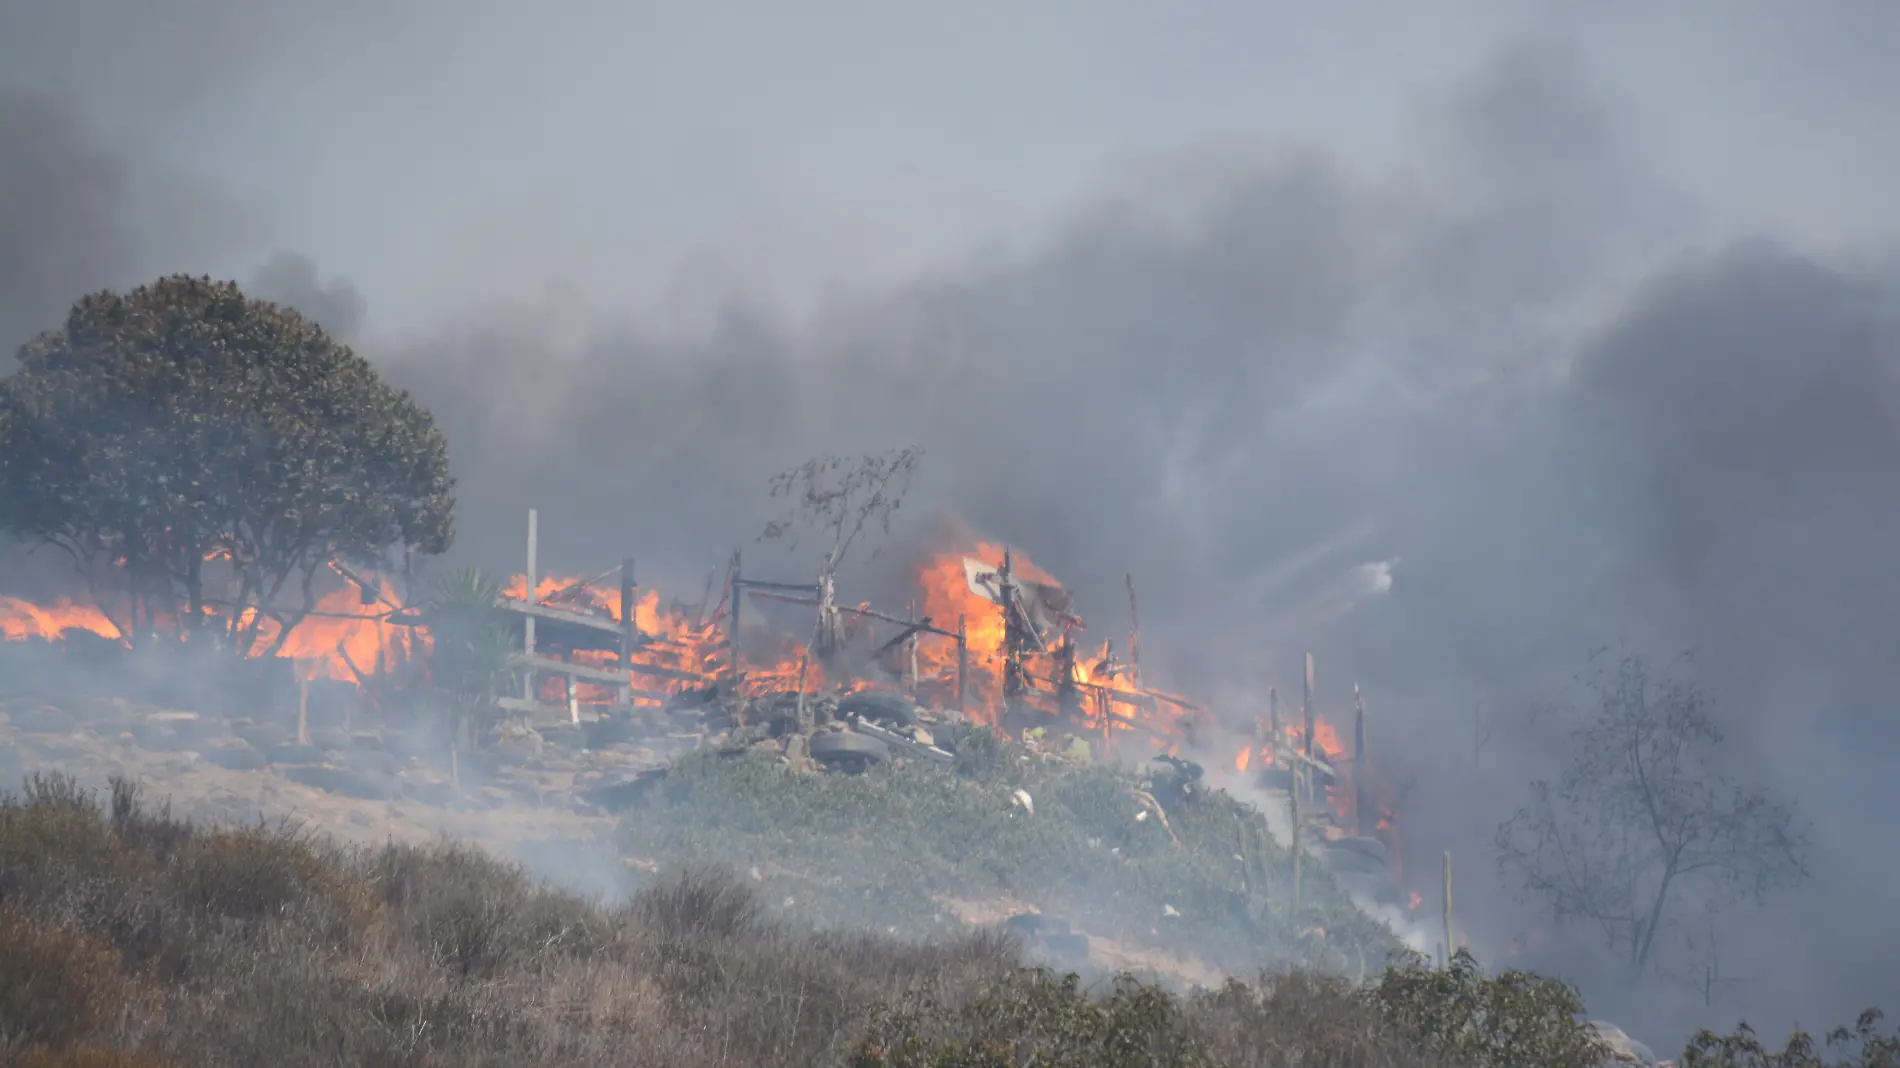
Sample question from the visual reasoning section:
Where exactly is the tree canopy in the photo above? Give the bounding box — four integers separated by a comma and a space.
1495, 649, 1809, 982
0, 275, 455, 654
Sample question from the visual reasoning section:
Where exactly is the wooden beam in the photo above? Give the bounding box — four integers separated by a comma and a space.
509, 652, 709, 687
523, 509, 538, 703
496, 599, 627, 635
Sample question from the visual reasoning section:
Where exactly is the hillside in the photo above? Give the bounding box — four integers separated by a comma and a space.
0, 768, 1596, 1068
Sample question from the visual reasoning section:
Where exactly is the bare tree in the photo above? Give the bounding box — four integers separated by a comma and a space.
759, 448, 923, 667
1495, 648, 1809, 981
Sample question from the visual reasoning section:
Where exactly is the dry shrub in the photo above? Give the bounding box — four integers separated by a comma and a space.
0, 907, 134, 1049
12, 1045, 182, 1068
850, 969, 1216, 1068
0, 774, 141, 893
1188, 970, 1429, 1068
172, 821, 375, 931
628, 863, 760, 941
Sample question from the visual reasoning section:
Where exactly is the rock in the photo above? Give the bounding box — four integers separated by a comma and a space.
494, 721, 545, 760
1590, 1022, 1659, 1065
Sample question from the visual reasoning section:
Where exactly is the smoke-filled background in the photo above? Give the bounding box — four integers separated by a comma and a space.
5, 0, 1900, 1048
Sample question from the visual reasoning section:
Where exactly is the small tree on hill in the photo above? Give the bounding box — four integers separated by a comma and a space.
759, 448, 922, 665
0, 275, 455, 654
1496, 648, 1809, 982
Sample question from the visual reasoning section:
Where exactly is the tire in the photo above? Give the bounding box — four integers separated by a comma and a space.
836, 691, 919, 729
809, 731, 890, 767
1330, 835, 1389, 866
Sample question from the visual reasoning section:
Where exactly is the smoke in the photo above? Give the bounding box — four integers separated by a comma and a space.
248, 251, 369, 343
6, 3, 1900, 1051
0, 89, 133, 352
369, 40, 1900, 1044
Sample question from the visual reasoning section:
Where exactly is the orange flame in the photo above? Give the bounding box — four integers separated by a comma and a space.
0, 595, 122, 642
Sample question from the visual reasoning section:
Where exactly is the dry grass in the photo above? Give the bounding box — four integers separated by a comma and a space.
1, 766, 1880, 1067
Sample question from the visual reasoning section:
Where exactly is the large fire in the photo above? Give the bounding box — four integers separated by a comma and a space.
2, 533, 1411, 891
0, 539, 1338, 774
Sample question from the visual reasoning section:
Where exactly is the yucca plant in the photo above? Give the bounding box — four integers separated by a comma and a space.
421, 567, 518, 743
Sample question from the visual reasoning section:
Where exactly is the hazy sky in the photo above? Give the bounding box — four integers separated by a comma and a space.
4, 1, 1897, 335
6, 0, 1900, 1050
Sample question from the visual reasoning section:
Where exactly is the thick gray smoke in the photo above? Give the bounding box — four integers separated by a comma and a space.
5, 5, 1900, 1052
376, 44, 1900, 1042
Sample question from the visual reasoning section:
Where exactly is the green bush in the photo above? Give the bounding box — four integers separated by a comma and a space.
1369, 949, 1607, 1068
618, 741, 1396, 974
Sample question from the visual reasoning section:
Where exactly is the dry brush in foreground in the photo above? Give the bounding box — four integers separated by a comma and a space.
0, 770, 1889, 1068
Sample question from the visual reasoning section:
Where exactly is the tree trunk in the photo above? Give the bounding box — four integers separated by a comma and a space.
1633, 870, 1675, 976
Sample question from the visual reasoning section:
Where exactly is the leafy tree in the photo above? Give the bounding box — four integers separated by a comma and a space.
0, 276, 454, 654
1496, 649, 1809, 981
1682, 1009, 1900, 1068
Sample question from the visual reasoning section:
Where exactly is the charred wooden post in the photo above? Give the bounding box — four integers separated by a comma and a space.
297, 667, 310, 746
906, 600, 920, 700
564, 672, 578, 725
1125, 572, 1142, 690
956, 614, 969, 719
1354, 684, 1368, 836
619, 558, 636, 710
795, 651, 811, 735
1302, 652, 1316, 763
522, 509, 539, 704
999, 550, 1028, 713
1054, 626, 1083, 721
1268, 685, 1280, 740
1442, 850, 1455, 966
728, 548, 743, 680
1290, 762, 1304, 912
